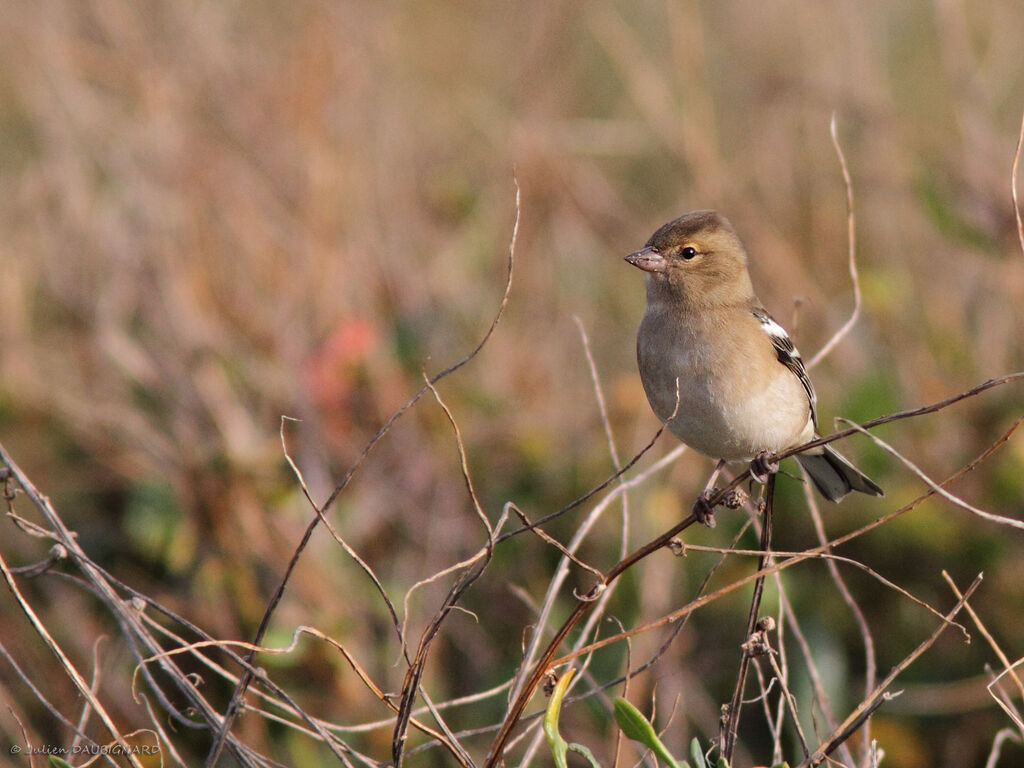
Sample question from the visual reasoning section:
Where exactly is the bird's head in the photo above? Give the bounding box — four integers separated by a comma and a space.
625, 210, 754, 307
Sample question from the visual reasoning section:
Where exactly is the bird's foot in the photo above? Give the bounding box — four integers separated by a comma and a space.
749, 451, 779, 485
692, 490, 718, 528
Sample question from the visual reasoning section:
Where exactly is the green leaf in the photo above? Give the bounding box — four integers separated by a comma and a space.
613, 698, 687, 768
613, 698, 656, 743
568, 742, 604, 768
717, 759, 730, 768
544, 668, 576, 768
48, 759, 75, 768
690, 738, 708, 768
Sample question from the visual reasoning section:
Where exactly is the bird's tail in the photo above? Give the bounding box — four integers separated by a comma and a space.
796, 446, 883, 502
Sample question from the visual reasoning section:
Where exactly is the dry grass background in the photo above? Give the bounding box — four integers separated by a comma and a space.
1, 1, 1024, 767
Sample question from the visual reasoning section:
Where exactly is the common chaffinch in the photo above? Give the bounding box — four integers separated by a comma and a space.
626, 210, 882, 524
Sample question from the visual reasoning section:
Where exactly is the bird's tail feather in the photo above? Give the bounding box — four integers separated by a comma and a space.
796, 446, 883, 502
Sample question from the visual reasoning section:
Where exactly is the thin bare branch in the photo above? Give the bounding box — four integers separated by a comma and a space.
985, 729, 1023, 768
801, 479, 875, 768
722, 478, 774, 761
840, 418, 1024, 530
765, 643, 811, 759
797, 575, 983, 767
943, 569, 1024, 718
0, 469, 147, 768
69, 636, 107, 753
507, 503, 603, 582
209, 179, 521, 767
1012, 111, 1024, 260
505, 443, 685, 708
679, 542, 965, 635
808, 114, 863, 369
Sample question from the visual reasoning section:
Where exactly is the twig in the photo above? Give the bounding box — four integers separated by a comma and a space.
985, 729, 1022, 768
782, 372, 1024, 461
1012, 110, 1024, 260
388, 377, 497, 767
483, 509, 702, 767
207, 178, 520, 767
808, 113, 863, 369
764, 638, 811, 759
796, 574, 983, 767
801, 480, 874, 767
942, 569, 1024, 714
0, 451, 154, 768
679, 543, 963, 637
504, 442, 686, 708
775, 584, 849, 763
722, 476, 774, 761
507, 503, 604, 582
281, 416, 405, 652
0, 639, 106, 759
839, 418, 1024, 530
69, 636, 107, 753
388, 378, 502, 767
138, 693, 190, 768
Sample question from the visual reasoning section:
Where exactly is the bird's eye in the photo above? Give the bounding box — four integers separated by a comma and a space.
681, 246, 698, 260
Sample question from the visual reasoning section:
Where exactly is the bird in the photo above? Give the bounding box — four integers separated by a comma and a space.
625, 209, 882, 525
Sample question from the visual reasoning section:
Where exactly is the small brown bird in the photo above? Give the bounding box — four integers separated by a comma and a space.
626, 210, 882, 524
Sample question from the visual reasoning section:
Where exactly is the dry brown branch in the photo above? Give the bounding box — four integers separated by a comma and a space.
553, 397, 1023, 668
573, 316, 627, 484
281, 415, 405, 648
69, 636, 107, 754
505, 443, 686, 710
839, 418, 1024, 530
783, 372, 1024, 460
764, 637, 810, 760
209, 179, 521, 767
484, 372, 1024, 765
985, 728, 1023, 768
1, 466, 152, 768
1013, 110, 1024, 259
796, 574, 983, 768
8, 709, 36, 768
721, 478, 774, 761
942, 570, 1024, 719
506, 503, 604, 582
801, 480, 873, 768
137, 693, 189, 768
680, 540, 964, 636
775, 583, 849, 763
381, 365, 526, 766
391, 376, 499, 767
807, 114, 863, 370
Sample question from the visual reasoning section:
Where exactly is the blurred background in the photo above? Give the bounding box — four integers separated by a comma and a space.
1, 1, 1023, 766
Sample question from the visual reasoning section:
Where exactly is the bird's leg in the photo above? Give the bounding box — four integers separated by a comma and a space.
749, 451, 779, 485
692, 459, 727, 528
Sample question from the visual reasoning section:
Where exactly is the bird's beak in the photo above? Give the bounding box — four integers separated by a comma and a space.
624, 246, 667, 273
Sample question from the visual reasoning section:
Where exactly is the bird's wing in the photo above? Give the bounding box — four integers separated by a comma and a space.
752, 307, 818, 427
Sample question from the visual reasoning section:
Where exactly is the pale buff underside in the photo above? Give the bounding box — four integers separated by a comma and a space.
637, 301, 814, 461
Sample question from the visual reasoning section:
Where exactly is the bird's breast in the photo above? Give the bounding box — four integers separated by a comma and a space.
636, 309, 811, 460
